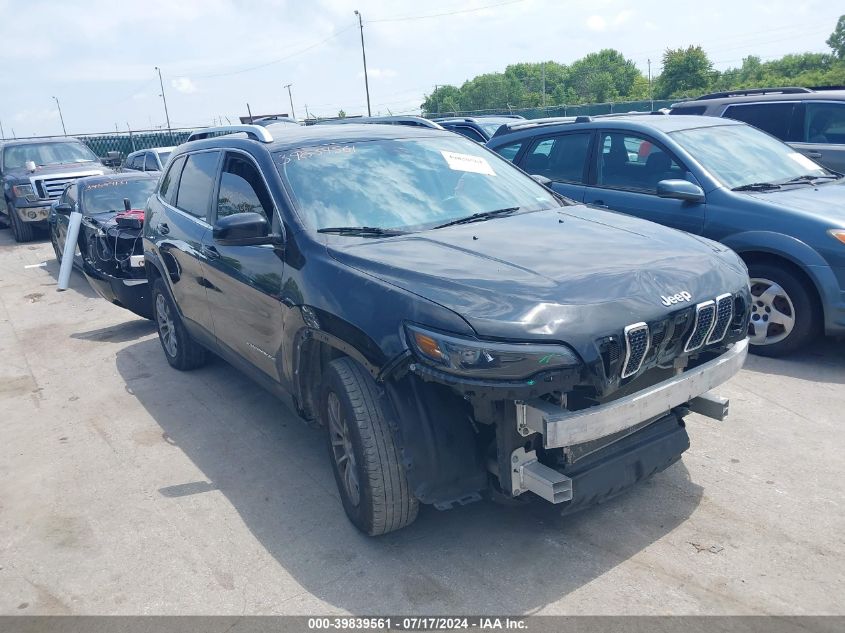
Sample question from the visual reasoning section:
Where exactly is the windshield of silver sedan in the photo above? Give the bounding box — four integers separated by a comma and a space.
274, 136, 559, 234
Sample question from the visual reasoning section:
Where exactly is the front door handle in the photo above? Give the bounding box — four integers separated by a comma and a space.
805, 151, 823, 159
590, 200, 609, 209
202, 244, 220, 259
156, 222, 170, 235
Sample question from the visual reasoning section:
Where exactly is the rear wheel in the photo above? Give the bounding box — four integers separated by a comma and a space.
9, 204, 35, 243
746, 263, 818, 357
322, 357, 418, 536
151, 278, 207, 370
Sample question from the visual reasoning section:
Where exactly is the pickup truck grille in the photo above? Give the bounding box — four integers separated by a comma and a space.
32, 170, 103, 200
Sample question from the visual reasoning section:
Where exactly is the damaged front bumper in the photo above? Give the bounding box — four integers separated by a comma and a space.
517, 338, 748, 448
82, 260, 152, 319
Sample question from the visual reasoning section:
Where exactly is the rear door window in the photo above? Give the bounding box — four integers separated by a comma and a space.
175, 152, 220, 220
144, 152, 159, 171
159, 155, 186, 206
519, 133, 591, 183
452, 126, 486, 143
495, 141, 523, 162
722, 102, 796, 141
803, 102, 845, 144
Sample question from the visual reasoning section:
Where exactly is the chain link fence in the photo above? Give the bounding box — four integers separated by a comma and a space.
77, 128, 195, 160
426, 99, 676, 119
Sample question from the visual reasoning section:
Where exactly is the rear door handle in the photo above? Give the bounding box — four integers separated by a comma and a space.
590, 200, 609, 209
202, 244, 220, 259
156, 222, 170, 235
805, 151, 822, 159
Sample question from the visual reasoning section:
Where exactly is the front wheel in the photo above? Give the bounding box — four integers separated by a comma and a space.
9, 204, 35, 243
321, 357, 418, 536
746, 263, 818, 357
151, 278, 208, 370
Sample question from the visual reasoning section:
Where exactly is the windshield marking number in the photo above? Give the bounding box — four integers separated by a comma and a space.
440, 150, 496, 176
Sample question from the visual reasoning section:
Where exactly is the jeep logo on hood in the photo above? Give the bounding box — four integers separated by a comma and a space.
660, 291, 692, 307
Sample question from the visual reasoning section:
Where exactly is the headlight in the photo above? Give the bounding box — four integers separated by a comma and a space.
829, 229, 845, 245
12, 184, 37, 201
405, 324, 581, 379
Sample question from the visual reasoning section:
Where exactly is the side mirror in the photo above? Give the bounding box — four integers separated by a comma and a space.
55, 203, 73, 216
530, 174, 552, 186
657, 179, 705, 203
213, 212, 280, 246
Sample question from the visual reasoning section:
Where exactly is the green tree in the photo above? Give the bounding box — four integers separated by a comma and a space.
827, 15, 845, 59
421, 84, 462, 115
567, 50, 641, 103
655, 45, 714, 98
337, 109, 346, 118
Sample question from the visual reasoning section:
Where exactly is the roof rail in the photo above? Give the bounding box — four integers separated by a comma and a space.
694, 87, 813, 100
186, 125, 274, 143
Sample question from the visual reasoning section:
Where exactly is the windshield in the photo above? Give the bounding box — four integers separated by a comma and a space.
478, 120, 511, 136
275, 136, 557, 232
2, 142, 98, 169
670, 124, 830, 190
82, 179, 157, 214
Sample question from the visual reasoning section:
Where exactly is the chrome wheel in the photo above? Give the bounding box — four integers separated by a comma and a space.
327, 391, 360, 507
155, 293, 178, 358
748, 277, 796, 346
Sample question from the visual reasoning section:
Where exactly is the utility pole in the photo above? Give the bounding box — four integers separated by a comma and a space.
0, 119, 4, 140
246, 102, 254, 123
542, 62, 546, 108
284, 83, 297, 120
154, 66, 173, 141
127, 122, 136, 152
648, 59, 653, 110
52, 96, 67, 136
353, 10, 371, 116
305, 104, 312, 120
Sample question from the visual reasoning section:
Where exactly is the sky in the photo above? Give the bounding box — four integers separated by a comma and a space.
0, 0, 841, 137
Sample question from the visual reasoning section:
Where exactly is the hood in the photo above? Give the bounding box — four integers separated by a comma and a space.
328, 206, 748, 345
4, 160, 107, 180
745, 178, 845, 225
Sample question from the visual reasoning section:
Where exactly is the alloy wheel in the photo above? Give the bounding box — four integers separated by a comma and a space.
155, 294, 178, 357
748, 277, 796, 346
327, 391, 360, 506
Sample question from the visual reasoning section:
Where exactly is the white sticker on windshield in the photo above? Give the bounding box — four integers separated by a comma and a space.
440, 150, 495, 175
787, 152, 820, 171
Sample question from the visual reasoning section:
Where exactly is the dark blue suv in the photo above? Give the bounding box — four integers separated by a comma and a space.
488, 114, 845, 356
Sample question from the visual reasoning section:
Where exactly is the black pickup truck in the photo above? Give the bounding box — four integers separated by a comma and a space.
1, 137, 111, 242
130, 124, 750, 535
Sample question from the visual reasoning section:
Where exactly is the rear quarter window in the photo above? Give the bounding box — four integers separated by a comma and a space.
722, 102, 796, 141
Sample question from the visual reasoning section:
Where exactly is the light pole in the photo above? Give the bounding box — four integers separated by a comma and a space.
284, 83, 297, 120
353, 10, 371, 116
52, 96, 67, 136
154, 66, 173, 141
648, 59, 653, 110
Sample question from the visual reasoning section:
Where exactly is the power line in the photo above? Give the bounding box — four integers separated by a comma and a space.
187, 25, 356, 79
368, 0, 525, 23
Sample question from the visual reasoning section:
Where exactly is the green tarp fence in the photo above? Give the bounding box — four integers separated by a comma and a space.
426, 99, 676, 119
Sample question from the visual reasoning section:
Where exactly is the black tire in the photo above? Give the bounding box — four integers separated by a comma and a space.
151, 278, 207, 370
746, 262, 818, 357
9, 204, 35, 243
50, 227, 63, 262
321, 357, 418, 536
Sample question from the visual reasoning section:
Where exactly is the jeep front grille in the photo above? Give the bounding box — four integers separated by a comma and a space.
621, 322, 650, 378
685, 300, 717, 352
706, 293, 734, 345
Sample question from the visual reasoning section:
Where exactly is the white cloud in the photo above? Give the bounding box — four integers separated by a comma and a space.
586, 15, 606, 31
171, 77, 198, 94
